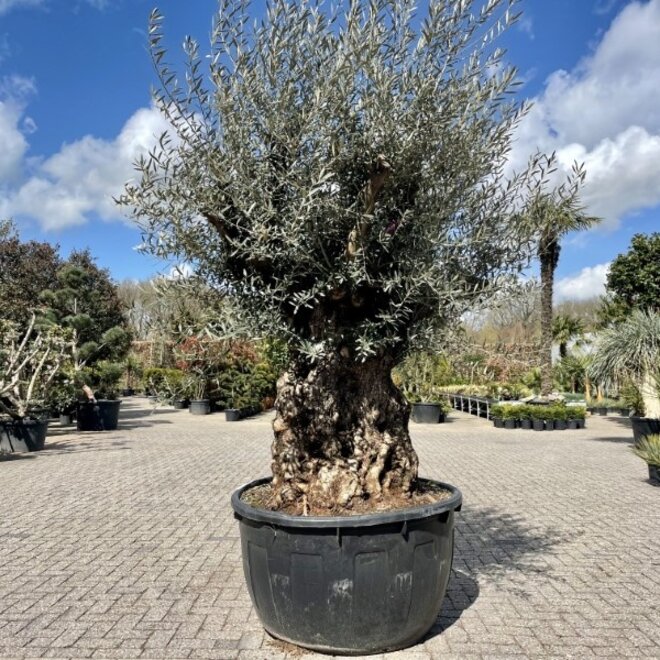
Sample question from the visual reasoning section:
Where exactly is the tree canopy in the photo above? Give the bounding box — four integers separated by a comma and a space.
120, 0, 542, 364
606, 232, 660, 317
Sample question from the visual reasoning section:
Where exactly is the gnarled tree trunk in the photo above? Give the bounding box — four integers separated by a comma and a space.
270, 352, 419, 513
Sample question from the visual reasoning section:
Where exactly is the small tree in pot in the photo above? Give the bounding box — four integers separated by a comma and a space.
120, 0, 546, 652
589, 310, 660, 442
0, 316, 69, 451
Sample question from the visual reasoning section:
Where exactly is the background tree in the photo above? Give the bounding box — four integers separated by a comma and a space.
525, 157, 600, 396
121, 0, 542, 513
604, 232, 660, 320
39, 251, 131, 371
552, 313, 584, 359
0, 219, 61, 328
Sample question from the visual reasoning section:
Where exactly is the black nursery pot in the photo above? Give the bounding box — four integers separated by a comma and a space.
504, 419, 517, 430
121, 388, 134, 397
631, 417, 660, 443
225, 408, 242, 422
595, 406, 608, 416
172, 399, 189, 410
567, 419, 580, 430
493, 417, 504, 428
554, 419, 568, 431
232, 477, 462, 655
411, 403, 442, 424
532, 418, 545, 431
59, 414, 72, 426
189, 399, 211, 416
648, 464, 660, 486
0, 418, 49, 453
77, 400, 121, 431
520, 419, 532, 430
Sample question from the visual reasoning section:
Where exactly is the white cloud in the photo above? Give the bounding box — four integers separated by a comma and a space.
556, 263, 610, 301
0, 75, 35, 181
0, 0, 42, 14
511, 0, 660, 229
1, 105, 170, 230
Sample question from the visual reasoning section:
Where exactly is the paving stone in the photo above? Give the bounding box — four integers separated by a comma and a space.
0, 399, 658, 659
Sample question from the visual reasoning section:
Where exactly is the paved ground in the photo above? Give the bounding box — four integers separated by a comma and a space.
0, 399, 658, 660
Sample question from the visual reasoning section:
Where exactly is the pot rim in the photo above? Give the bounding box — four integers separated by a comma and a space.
232, 476, 462, 529
0, 417, 49, 427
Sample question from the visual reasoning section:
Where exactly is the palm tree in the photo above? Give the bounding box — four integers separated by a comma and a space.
588, 310, 660, 418
526, 157, 600, 395
552, 314, 585, 359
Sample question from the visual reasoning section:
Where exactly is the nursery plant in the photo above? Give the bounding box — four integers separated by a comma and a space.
632, 434, 660, 486
589, 310, 660, 419
0, 316, 69, 420
120, 0, 552, 652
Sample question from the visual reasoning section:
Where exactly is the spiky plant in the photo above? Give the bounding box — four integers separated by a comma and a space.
589, 310, 660, 418
120, 0, 546, 513
632, 434, 660, 467
552, 313, 584, 359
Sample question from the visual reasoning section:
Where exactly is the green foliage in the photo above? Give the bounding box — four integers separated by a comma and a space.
45, 372, 78, 414
120, 0, 548, 363
0, 219, 61, 329
77, 361, 124, 400
621, 381, 644, 417
395, 352, 456, 403
589, 310, 660, 387
552, 314, 584, 358
632, 434, 660, 466
491, 402, 584, 421
38, 252, 131, 369
606, 233, 660, 318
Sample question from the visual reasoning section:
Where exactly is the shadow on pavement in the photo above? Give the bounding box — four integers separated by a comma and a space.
425, 505, 572, 640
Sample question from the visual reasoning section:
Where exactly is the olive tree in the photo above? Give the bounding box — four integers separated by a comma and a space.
121, 0, 539, 513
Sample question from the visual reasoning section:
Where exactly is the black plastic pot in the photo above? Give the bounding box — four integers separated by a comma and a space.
172, 399, 189, 410
493, 417, 504, 428
520, 419, 532, 430
77, 400, 121, 431
189, 399, 211, 416
532, 419, 545, 431
567, 419, 580, 430
121, 388, 134, 397
225, 408, 241, 422
631, 417, 660, 443
554, 419, 568, 431
411, 403, 442, 424
232, 477, 462, 654
648, 464, 660, 486
0, 418, 49, 453
595, 406, 608, 416
504, 419, 517, 430
59, 414, 72, 426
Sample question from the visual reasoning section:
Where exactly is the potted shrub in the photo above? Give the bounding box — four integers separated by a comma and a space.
491, 404, 505, 428
632, 434, 660, 486
122, 2, 555, 653
399, 353, 446, 424
552, 405, 568, 431
121, 355, 142, 397
0, 317, 68, 452
76, 362, 124, 431
567, 406, 586, 430
531, 406, 547, 431
589, 310, 660, 442
518, 405, 533, 430
46, 374, 78, 426
502, 405, 519, 430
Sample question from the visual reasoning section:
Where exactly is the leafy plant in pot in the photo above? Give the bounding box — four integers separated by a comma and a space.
398, 353, 447, 424
588, 310, 660, 443
632, 434, 660, 486
76, 361, 124, 431
0, 316, 69, 452
567, 406, 586, 430
121, 1, 558, 653
45, 373, 78, 426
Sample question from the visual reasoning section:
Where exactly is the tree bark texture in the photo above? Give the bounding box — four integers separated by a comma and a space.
539, 237, 559, 397
270, 353, 419, 513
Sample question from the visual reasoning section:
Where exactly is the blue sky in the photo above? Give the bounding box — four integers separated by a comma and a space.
0, 0, 659, 297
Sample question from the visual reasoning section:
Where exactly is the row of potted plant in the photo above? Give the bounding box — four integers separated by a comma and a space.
491, 404, 587, 430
